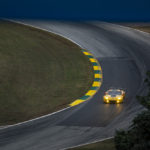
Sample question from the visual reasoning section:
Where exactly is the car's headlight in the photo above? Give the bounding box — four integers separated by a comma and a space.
106, 100, 109, 103
105, 96, 109, 99
117, 96, 122, 100
117, 100, 120, 103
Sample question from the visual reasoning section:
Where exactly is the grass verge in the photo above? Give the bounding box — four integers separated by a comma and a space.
121, 23, 150, 34
131, 25, 150, 33
70, 138, 115, 150
0, 20, 94, 125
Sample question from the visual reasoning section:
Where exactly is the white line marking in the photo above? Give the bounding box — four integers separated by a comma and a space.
7, 19, 82, 48
0, 106, 71, 130
62, 136, 113, 150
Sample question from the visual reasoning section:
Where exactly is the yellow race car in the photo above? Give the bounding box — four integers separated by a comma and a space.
103, 89, 125, 104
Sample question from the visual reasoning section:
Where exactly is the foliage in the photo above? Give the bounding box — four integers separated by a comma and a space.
115, 111, 150, 150
136, 71, 150, 110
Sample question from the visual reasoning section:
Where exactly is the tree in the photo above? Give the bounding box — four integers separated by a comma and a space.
136, 71, 150, 110
115, 111, 150, 150
115, 130, 130, 150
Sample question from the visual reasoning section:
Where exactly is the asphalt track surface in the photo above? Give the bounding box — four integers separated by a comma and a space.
0, 21, 150, 150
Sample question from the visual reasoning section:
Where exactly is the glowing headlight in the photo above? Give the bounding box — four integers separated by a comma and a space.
106, 100, 109, 103
117, 100, 120, 103
105, 96, 109, 99
117, 96, 122, 100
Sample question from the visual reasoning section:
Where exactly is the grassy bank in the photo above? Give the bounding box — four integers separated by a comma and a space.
70, 138, 115, 150
0, 21, 94, 125
130, 25, 150, 33
120, 23, 150, 33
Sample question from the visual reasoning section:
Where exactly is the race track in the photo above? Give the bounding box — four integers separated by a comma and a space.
0, 21, 150, 150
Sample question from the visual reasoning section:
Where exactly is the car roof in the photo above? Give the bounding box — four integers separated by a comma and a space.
107, 89, 122, 92
106, 89, 123, 95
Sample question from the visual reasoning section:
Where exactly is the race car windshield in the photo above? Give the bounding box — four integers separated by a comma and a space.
108, 90, 121, 95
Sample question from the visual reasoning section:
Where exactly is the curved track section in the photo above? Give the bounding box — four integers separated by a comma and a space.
0, 21, 150, 150
69, 50, 102, 107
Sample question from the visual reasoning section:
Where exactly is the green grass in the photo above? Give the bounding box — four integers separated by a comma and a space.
124, 24, 150, 34
0, 20, 94, 125
70, 138, 115, 150
131, 26, 150, 33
